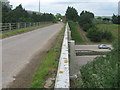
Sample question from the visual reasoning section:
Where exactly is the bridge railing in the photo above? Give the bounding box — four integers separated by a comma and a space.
54, 23, 70, 89
0, 22, 52, 32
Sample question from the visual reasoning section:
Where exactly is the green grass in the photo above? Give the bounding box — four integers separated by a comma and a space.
76, 41, 119, 88
0, 23, 54, 38
97, 24, 118, 40
68, 21, 84, 44
30, 25, 65, 88
76, 51, 109, 56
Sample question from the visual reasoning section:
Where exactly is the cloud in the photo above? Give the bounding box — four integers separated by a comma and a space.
52, 0, 119, 5
9, 0, 118, 16
52, 2, 79, 5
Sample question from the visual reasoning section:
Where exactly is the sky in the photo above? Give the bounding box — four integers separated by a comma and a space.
9, 0, 119, 16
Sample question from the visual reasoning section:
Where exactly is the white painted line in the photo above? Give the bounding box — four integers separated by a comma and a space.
54, 23, 70, 89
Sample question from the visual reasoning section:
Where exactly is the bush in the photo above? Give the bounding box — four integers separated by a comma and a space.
68, 21, 84, 44
52, 19, 57, 23
87, 27, 103, 42
82, 23, 94, 32
87, 26, 113, 42
80, 40, 120, 88
102, 30, 113, 41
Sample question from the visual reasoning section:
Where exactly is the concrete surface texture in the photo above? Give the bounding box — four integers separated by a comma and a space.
0, 40, 2, 89
70, 44, 110, 76
2, 22, 63, 88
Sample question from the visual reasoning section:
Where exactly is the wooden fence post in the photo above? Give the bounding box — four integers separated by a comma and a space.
17, 23, 20, 29
9, 23, 11, 30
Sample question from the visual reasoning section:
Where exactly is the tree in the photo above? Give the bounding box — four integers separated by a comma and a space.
79, 10, 94, 31
5, 4, 30, 22
40, 13, 55, 21
102, 30, 113, 41
80, 10, 94, 19
2, 0, 12, 23
2, 2, 56, 23
87, 27, 103, 42
65, 6, 79, 21
97, 17, 102, 20
55, 13, 62, 21
112, 14, 120, 24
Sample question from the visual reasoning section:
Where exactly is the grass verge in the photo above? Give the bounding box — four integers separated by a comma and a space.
83, 23, 118, 44
68, 21, 84, 44
0, 23, 54, 38
30, 25, 65, 88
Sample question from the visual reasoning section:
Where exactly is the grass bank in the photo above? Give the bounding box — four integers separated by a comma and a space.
97, 24, 118, 41
1, 23, 54, 38
30, 25, 65, 88
68, 21, 84, 44
84, 23, 118, 44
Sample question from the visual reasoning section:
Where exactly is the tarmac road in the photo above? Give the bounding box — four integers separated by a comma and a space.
2, 22, 63, 88
75, 45, 112, 51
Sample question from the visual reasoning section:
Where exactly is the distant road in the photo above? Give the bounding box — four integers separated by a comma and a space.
2, 22, 64, 88
75, 45, 112, 51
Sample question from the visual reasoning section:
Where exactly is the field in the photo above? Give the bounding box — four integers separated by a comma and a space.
69, 23, 119, 45
97, 24, 118, 40
69, 22, 119, 88
73, 23, 119, 88
79, 23, 118, 44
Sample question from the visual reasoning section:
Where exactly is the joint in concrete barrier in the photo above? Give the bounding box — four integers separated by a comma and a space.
69, 40, 79, 76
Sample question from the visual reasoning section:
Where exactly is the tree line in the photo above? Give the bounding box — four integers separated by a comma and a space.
112, 14, 120, 24
65, 6, 118, 42
2, 1, 57, 23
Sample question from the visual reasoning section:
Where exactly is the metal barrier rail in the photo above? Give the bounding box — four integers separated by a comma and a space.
0, 22, 51, 31
54, 23, 70, 89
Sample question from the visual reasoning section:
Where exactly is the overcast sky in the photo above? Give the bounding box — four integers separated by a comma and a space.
9, 0, 119, 16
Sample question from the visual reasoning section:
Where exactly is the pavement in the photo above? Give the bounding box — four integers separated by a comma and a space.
2, 22, 64, 88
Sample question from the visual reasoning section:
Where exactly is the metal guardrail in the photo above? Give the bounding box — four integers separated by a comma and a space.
54, 23, 70, 89
0, 22, 51, 32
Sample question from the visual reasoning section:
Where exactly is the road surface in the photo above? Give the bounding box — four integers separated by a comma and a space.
2, 22, 64, 88
75, 45, 112, 51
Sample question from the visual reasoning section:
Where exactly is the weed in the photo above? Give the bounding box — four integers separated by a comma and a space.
30, 25, 65, 88
68, 21, 84, 44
